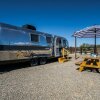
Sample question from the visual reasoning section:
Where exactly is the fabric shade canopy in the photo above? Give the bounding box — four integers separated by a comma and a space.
73, 25, 100, 38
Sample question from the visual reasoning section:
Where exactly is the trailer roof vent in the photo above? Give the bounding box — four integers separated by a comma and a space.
22, 24, 36, 30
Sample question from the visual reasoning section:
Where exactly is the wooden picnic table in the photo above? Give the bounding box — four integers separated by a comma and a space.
79, 56, 100, 72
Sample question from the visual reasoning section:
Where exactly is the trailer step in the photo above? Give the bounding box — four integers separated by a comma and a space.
58, 57, 70, 63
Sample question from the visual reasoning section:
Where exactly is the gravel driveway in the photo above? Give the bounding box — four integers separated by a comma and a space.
0, 55, 100, 100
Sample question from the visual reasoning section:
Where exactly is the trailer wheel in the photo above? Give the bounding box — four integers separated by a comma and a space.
39, 57, 47, 65
30, 58, 38, 66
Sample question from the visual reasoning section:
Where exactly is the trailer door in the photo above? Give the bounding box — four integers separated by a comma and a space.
54, 37, 62, 57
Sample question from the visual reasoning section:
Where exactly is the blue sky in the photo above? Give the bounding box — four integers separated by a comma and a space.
0, 0, 100, 46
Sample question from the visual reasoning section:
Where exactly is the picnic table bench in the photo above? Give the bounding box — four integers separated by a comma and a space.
79, 57, 100, 72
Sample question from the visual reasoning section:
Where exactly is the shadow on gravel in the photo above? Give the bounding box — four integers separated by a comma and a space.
0, 58, 58, 74
0, 62, 30, 74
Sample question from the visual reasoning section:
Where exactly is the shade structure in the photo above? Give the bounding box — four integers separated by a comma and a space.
73, 25, 100, 58
73, 25, 100, 38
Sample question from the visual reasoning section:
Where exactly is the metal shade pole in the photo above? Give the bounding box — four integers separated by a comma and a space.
94, 28, 97, 54
94, 34, 97, 54
75, 36, 77, 59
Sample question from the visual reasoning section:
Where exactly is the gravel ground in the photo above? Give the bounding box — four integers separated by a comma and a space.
0, 55, 100, 100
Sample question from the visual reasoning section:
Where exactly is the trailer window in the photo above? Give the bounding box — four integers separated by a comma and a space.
31, 34, 39, 42
56, 38, 61, 45
46, 36, 52, 43
63, 40, 66, 47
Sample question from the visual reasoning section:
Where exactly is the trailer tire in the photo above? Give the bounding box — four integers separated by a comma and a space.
30, 58, 38, 66
39, 57, 47, 65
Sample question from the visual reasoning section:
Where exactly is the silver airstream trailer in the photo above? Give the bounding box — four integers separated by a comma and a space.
0, 23, 68, 65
